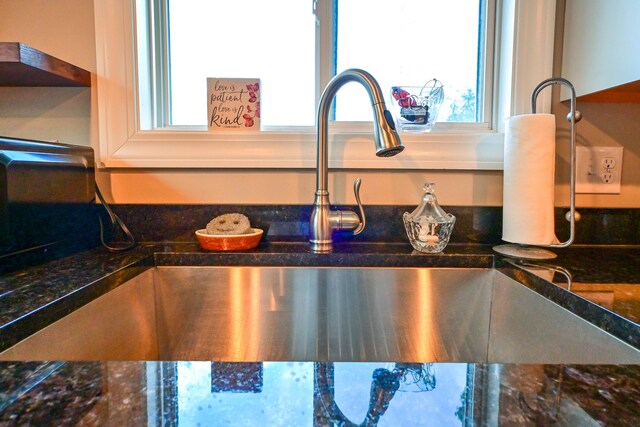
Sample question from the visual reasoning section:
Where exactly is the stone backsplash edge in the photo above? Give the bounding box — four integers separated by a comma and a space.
108, 205, 639, 246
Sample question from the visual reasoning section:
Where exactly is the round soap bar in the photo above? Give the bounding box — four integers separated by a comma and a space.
206, 213, 252, 235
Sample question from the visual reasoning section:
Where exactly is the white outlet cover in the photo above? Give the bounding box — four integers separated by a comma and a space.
576, 146, 623, 194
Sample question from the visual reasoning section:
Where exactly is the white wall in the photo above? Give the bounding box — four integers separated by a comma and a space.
553, 0, 640, 208
1, 0, 638, 207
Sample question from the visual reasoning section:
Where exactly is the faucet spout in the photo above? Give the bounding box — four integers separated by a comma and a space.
310, 69, 404, 253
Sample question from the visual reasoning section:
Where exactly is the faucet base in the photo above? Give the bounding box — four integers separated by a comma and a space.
310, 241, 332, 253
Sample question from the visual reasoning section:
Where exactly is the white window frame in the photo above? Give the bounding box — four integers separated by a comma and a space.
93, 0, 556, 169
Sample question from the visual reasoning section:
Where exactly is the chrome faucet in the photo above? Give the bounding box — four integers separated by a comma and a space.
310, 69, 404, 253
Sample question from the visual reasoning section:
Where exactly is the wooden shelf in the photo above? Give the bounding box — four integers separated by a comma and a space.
577, 80, 640, 103
0, 42, 90, 87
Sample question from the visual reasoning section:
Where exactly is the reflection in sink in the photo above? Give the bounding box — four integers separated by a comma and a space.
516, 260, 640, 324
1, 267, 639, 363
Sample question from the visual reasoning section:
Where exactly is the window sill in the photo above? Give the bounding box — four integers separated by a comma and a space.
99, 128, 504, 170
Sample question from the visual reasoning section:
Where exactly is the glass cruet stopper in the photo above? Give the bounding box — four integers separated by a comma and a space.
407, 183, 452, 223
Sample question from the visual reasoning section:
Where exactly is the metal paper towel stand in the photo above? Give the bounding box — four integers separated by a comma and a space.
493, 77, 581, 260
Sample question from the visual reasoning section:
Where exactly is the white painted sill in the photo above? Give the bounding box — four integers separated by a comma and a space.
99, 125, 504, 170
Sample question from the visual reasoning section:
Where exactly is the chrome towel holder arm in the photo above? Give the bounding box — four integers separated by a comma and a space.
531, 77, 581, 249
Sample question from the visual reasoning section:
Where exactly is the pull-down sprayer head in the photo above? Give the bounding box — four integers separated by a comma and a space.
371, 101, 405, 158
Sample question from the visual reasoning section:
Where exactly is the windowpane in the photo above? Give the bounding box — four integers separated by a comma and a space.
167, 0, 316, 127
335, 0, 483, 123
162, 0, 486, 128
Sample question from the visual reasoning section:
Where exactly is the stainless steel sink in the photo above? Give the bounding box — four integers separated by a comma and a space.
1, 267, 639, 363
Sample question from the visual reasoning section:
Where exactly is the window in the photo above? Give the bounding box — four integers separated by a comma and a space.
165, 0, 315, 128
334, 0, 486, 124
94, 0, 557, 169
145, 0, 490, 129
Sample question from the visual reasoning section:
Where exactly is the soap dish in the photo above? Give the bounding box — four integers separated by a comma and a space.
195, 228, 263, 251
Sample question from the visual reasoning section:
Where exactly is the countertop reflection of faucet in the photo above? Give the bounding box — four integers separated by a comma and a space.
314, 362, 436, 426
310, 69, 404, 253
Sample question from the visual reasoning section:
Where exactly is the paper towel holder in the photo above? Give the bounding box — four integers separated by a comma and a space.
493, 77, 581, 260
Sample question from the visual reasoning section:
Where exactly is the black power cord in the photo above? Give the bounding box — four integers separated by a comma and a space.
95, 184, 136, 252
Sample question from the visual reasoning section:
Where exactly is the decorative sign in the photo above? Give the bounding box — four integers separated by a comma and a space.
207, 78, 260, 131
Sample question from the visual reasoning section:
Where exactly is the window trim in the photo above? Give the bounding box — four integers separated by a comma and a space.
93, 0, 556, 170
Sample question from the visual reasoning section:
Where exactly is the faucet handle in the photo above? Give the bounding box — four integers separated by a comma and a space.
353, 178, 366, 235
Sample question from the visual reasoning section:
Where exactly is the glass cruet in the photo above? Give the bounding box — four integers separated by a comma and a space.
402, 183, 456, 253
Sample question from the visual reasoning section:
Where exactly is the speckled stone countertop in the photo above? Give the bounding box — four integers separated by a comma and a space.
1, 242, 640, 425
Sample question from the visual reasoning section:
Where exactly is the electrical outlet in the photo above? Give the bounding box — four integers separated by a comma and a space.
601, 172, 614, 184
602, 157, 616, 169
576, 146, 623, 194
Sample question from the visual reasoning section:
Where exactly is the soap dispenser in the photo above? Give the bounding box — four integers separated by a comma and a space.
403, 183, 455, 253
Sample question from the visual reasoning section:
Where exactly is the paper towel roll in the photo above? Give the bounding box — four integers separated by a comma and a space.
502, 114, 559, 245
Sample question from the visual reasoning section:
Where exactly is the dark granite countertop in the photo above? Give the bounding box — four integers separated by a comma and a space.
1, 242, 640, 425
1, 360, 638, 426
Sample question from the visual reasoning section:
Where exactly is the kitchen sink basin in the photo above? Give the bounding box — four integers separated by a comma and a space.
1, 266, 638, 363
